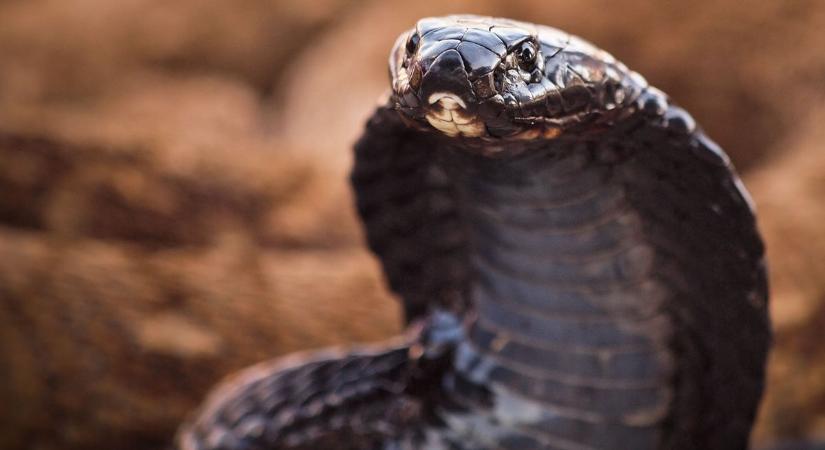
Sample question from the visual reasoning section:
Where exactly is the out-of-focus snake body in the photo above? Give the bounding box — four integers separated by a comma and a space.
177, 15, 770, 450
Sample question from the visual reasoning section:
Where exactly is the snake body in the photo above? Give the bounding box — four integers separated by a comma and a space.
177, 15, 770, 450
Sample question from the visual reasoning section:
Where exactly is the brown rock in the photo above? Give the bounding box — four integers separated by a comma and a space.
748, 108, 825, 442
0, 134, 400, 450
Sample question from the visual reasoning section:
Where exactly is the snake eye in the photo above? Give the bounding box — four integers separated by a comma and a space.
406, 32, 420, 55
516, 41, 538, 70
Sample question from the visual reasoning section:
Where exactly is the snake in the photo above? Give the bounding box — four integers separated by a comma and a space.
176, 15, 770, 450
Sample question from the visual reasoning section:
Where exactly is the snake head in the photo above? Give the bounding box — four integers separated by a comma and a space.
390, 15, 648, 141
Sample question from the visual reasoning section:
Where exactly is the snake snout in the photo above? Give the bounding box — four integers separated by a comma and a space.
415, 48, 490, 137
418, 49, 476, 107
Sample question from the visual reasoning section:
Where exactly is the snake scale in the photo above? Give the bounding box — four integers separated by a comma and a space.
177, 15, 770, 450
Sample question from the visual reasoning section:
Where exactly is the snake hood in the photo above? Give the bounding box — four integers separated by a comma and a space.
178, 15, 770, 450
390, 15, 645, 142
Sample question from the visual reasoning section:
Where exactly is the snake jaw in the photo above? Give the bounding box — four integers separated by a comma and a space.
424, 92, 487, 137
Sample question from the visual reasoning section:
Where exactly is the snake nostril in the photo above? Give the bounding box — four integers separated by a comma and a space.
409, 64, 423, 90
472, 72, 497, 99
493, 69, 505, 93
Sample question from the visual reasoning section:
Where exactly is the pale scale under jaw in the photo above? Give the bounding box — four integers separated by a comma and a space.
424, 92, 486, 138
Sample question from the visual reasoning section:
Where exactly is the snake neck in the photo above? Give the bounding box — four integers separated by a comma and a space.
429, 139, 677, 448
444, 139, 666, 322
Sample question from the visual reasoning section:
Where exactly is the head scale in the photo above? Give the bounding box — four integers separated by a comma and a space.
389, 15, 647, 142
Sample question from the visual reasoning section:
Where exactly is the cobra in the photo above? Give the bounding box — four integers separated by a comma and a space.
177, 15, 770, 450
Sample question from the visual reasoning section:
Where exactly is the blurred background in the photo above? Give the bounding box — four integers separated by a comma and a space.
0, 0, 823, 449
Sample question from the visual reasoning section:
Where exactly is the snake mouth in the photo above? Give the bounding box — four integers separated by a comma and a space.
424, 92, 486, 137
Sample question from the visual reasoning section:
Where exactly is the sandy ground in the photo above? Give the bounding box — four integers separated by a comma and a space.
0, 0, 824, 448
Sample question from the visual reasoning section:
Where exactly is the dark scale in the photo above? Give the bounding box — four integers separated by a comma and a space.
177, 15, 770, 450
